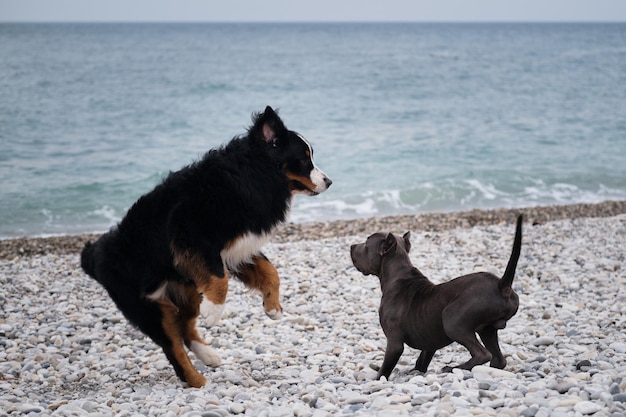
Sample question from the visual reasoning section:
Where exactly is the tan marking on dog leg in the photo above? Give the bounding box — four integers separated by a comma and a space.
159, 301, 207, 388
171, 245, 223, 295
199, 273, 228, 326
175, 284, 222, 367
171, 245, 229, 326
200, 272, 228, 305
236, 256, 282, 320
183, 312, 221, 367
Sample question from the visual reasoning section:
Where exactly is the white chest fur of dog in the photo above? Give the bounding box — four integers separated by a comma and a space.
221, 231, 272, 272
200, 230, 278, 326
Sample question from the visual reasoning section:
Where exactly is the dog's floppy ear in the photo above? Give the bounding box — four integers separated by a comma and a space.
380, 233, 397, 256
402, 231, 411, 253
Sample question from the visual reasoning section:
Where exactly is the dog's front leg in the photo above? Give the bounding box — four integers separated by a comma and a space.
234, 254, 282, 320
414, 350, 436, 373
197, 275, 228, 327
378, 338, 404, 380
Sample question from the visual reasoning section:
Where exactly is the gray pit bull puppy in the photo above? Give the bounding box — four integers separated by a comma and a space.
350, 215, 523, 380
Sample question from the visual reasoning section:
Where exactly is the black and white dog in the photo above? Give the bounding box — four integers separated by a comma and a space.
81, 106, 331, 387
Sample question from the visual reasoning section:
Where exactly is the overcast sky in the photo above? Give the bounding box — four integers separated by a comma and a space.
1, 0, 625, 22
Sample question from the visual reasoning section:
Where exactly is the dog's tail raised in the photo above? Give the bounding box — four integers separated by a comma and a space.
498, 214, 523, 299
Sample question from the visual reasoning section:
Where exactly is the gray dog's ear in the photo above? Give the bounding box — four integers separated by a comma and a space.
402, 231, 411, 253
380, 233, 397, 256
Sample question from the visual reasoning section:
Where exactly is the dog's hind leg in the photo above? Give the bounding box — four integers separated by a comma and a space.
159, 300, 208, 388
234, 254, 283, 320
177, 284, 221, 368
441, 327, 492, 372
414, 350, 436, 373
442, 305, 493, 371
171, 247, 229, 327
478, 326, 506, 369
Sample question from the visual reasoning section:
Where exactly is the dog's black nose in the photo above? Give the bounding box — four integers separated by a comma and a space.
324, 177, 333, 188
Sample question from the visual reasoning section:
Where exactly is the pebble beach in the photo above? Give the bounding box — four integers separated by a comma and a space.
1, 201, 626, 416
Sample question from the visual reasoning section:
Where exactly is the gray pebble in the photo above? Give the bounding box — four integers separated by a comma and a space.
200, 412, 224, 417
521, 406, 539, 417
614, 393, 626, 403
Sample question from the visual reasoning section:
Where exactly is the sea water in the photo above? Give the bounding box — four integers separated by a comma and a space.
1, 23, 625, 237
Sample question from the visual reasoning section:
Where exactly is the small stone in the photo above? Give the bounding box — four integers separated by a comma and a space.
597, 392, 614, 407
554, 380, 577, 394
345, 396, 368, 405
478, 382, 492, 390
17, 404, 43, 413
48, 400, 68, 411
388, 394, 411, 403
472, 365, 516, 380
201, 411, 224, 417
576, 360, 592, 370
533, 337, 556, 346
609, 342, 626, 353
521, 406, 539, 417
233, 392, 251, 402
412, 392, 439, 405
573, 401, 603, 415
0, 324, 14, 333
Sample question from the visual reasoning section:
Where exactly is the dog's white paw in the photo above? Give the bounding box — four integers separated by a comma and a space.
200, 298, 224, 327
265, 308, 283, 320
190, 341, 221, 367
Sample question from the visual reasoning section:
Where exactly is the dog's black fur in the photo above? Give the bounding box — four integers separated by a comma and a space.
81, 106, 331, 387
350, 215, 522, 380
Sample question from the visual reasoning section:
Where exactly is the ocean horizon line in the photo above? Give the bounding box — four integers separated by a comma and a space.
2, 20, 625, 25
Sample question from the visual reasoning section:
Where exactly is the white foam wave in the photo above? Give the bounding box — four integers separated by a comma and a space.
289, 180, 626, 223
92, 205, 119, 225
